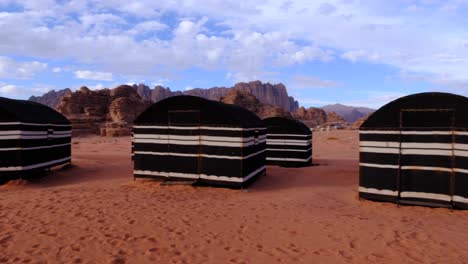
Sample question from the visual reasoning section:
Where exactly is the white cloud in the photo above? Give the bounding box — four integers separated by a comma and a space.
74, 70, 113, 81
52, 67, 62, 73
0, 84, 18, 94
291, 74, 340, 89
0, 56, 47, 79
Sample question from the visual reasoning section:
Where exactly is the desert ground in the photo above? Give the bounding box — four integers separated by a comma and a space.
1, 130, 468, 264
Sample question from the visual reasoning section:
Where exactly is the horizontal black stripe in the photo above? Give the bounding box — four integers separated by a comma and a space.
266, 150, 312, 159
401, 154, 452, 168
266, 144, 312, 150
134, 128, 265, 138
134, 142, 265, 157
456, 135, 468, 144
455, 172, 468, 199
359, 192, 398, 203
360, 133, 455, 143
266, 135, 311, 140
400, 170, 451, 195
456, 156, 468, 170
359, 166, 397, 191
360, 152, 399, 165
21, 145, 71, 167
0, 124, 71, 131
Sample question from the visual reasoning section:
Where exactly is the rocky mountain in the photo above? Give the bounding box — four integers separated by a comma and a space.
321, 103, 374, 123
30, 81, 299, 112
220, 89, 291, 119
56, 85, 151, 136
132, 81, 299, 112
29, 88, 72, 108
292, 107, 327, 128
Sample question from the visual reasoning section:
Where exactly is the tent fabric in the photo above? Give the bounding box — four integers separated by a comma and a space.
0, 97, 72, 177
359, 92, 468, 209
132, 95, 266, 187
263, 117, 312, 167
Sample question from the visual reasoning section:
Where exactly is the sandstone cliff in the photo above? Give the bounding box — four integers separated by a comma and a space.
56, 85, 151, 136
220, 89, 291, 119
29, 89, 72, 108
292, 107, 328, 127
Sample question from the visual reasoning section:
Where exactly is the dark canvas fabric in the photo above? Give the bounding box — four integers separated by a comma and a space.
132, 95, 266, 187
0, 97, 72, 178
359, 92, 468, 209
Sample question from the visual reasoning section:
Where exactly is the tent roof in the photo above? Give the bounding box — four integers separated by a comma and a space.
134, 95, 263, 128
263, 117, 311, 134
361, 92, 468, 129
0, 97, 70, 124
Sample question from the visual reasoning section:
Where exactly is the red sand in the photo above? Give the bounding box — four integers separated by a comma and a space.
1, 130, 468, 263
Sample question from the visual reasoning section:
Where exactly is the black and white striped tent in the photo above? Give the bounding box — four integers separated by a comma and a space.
0, 97, 72, 179
263, 117, 312, 167
359, 92, 468, 209
132, 95, 266, 187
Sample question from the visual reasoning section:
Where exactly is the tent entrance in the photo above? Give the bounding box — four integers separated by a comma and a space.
168, 110, 202, 182
397, 109, 455, 207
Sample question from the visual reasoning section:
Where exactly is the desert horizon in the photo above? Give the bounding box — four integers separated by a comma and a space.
2, 130, 467, 263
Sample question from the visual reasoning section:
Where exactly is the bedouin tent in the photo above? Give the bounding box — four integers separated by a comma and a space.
359, 92, 468, 209
132, 95, 266, 187
263, 117, 312, 167
0, 97, 72, 179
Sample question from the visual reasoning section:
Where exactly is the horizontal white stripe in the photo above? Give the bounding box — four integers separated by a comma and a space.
360, 147, 399, 154
266, 156, 312, 162
266, 147, 312, 152
134, 149, 265, 160
455, 150, 468, 157
267, 139, 311, 143
360, 162, 468, 174
400, 191, 451, 202
0, 122, 71, 127
360, 130, 468, 136
359, 130, 399, 135
0, 143, 71, 151
401, 149, 452, 156
0, 130, 47, 136
267, 133, 311, 138
134, 125, 266, 131
360, 141, 400, 148
454, 168, 468, 174
360, 147, 467, 157
401, 166, 453, 173
134, 138, 265, 147
134, 166, 265, 183
0, 157, 71, 171
134, 134, 267, 143
453, 195, 468, 204
360, 163, 398, 169
358, 186, 398, 196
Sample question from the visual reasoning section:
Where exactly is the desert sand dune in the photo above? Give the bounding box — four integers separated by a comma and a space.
1, 130, 467, 263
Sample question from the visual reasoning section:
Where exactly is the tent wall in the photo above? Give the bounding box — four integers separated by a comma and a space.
359, 92, 468, 209
133, 125, 266, 187
265, 133, 312, 166
264, 117, 312, 167
0, 122, 72, 176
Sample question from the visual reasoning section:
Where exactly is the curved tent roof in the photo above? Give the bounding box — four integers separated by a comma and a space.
361, 92, 468, 129
134, 95, 262, 128
263, 117, 311, 135
0, 97, 70, 124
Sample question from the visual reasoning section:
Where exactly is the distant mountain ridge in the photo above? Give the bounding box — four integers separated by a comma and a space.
321, 103, 374, 123
29, 80, 299, 112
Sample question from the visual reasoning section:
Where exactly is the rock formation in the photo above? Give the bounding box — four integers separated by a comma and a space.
56, 85, 151, 136
326, 111, 347, 125
131, 81, 299, 112
292, 107, 328, 127
29, 88, 72, 108
220, 89, 291, 119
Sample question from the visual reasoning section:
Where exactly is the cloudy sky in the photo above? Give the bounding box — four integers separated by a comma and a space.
0, 0, 467, 108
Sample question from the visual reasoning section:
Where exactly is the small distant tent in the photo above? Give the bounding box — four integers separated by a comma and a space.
263, 117, 312, 167
0, 97, 72, 178
132, 95, 266, 187
359, 92, 468, 209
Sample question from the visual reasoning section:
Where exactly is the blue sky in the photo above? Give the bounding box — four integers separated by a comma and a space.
0, 0, 467, 108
